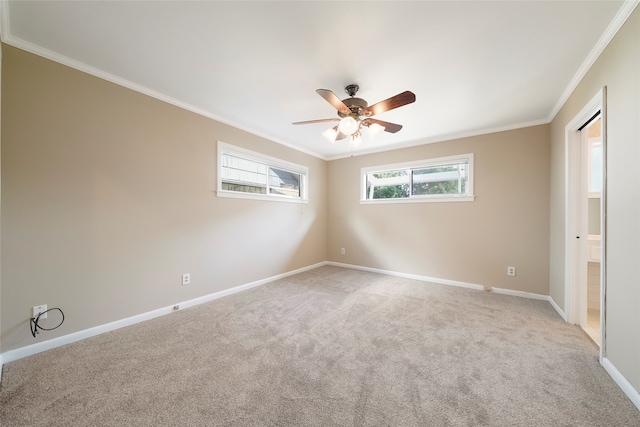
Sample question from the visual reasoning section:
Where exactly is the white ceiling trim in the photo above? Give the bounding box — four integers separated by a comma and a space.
0, 30, 555, 163
548, 0, 639, 121
0, 34, 327, 160
0, 0, 327, 160
325, 118, 551, 161
0, 1, 636, 161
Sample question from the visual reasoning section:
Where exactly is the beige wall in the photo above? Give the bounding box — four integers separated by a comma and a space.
549, 8, 640, 389
3, 7, 637, 399
328, 125, 550, 294
1, 45, 328, 353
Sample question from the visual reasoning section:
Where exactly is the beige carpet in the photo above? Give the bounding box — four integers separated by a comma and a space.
1, 265, 639, 426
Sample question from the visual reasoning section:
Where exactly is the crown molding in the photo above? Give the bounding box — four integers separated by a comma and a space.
548, 0, 639, 121
0, 33, 328, 161
2, 0, 635, 162
325, 118, 550, 161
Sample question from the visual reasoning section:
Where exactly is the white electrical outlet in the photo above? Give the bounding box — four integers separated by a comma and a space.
33, 304, 47, 319
340, 248, 346, 255
182, 273, 191, 286
507, 266, 516, 276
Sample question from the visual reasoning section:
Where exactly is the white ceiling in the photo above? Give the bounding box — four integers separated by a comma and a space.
2, 1, 635, 160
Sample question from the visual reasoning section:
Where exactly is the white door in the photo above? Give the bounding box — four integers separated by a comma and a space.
564, 88, 606, 361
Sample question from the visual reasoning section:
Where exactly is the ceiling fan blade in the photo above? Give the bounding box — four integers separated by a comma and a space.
336, 131, 348, 140
316, 89, 351, 113
367, 119, 403, 133
365, 91, 416, 116
292, 118, 340, 125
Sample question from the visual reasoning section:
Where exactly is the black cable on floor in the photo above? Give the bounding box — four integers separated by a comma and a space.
30, 308, 65, 338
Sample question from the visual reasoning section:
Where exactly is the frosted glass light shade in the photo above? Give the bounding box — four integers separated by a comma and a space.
338, 116, 359, 135
322, 126, 338, 143
351, 132, 362, 146
368, 123, 385, 140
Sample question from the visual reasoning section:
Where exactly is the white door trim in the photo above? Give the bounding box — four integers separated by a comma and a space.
564, 88, 606, 361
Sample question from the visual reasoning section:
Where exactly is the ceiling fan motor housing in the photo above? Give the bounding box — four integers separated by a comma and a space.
339, 96, 368, 118
337, 84, 371, 118
345, 84, 359, 97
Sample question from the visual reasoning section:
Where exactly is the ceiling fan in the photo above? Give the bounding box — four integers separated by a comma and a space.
293, 84, 416, 144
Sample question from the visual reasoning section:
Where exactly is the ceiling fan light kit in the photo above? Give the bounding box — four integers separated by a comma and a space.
367, 122, 385, 140
293, 84, 416, 146
338, 116, 359, 135
322, 126, 339, 143
351, 131, 362, 146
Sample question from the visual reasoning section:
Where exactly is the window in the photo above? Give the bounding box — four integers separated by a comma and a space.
361, 154, 474, 203
217, 142, 308, 203
588, 140, 602, 197
586, 116, 602, 198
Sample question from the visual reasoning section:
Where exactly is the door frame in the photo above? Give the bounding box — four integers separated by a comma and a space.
564, 87, 607, 361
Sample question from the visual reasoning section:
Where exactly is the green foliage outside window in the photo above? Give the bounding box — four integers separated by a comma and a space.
412, 166, 465, 195
362, 154, 472, 202
370, 171, 409, 199
366, 164, 467, 199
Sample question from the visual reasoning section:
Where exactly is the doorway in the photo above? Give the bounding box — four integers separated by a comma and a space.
581, 115, 602, 345
564, 88, 606, 359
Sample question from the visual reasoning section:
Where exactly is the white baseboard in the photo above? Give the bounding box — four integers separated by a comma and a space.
3, 260, 638, 411
327, 261, 550, 302
329, 262, 640, 410
547, 296, 567, 321
0, 261, 327, 365
6, 260, 549, 366
602, 357, 640, 411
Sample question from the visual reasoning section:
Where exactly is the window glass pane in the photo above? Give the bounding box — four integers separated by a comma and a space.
269, 167, 301, 197
361, 154, 473, 203
221, 154, 268, 194
218, 143, 308, 203
366, 170, 410, 199
412, 164, 466, 196
590, 144, 602, 193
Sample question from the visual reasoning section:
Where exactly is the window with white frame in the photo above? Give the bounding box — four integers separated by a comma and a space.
361, 154, 474, 203
588, 139, 602, 197
217, 142, 308, 203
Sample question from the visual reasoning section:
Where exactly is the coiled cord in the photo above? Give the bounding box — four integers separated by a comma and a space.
30, 308, 65, 338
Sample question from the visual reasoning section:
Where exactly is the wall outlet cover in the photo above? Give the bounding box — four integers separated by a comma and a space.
33, 304, 47, 319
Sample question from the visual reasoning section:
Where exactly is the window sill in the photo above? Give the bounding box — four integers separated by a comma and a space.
360, 195, 475, 204
217, 190, 308, 204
